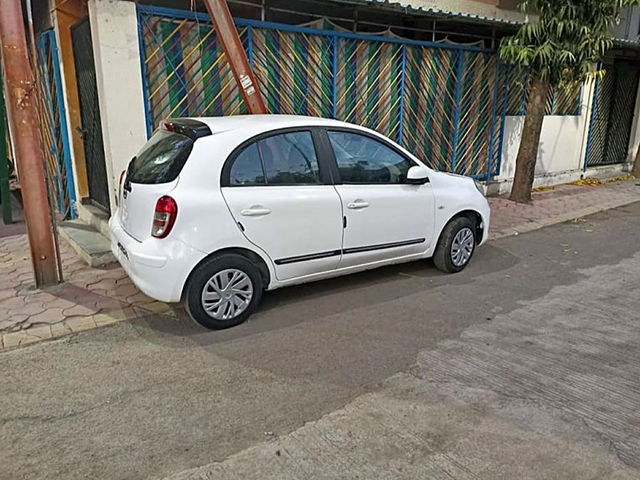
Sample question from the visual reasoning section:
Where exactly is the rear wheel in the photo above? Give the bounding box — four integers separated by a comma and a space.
185, 254, 263, 329
433, 217, 476, 274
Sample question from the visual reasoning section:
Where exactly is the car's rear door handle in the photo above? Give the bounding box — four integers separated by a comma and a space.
347, 201, 369, 210
241, 207, 271, 217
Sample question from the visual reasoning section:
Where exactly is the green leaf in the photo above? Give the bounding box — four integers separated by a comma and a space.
501, 0, 632, 87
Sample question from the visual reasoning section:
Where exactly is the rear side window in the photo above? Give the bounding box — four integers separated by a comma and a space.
260, 132, 320, 184
127, 129, 194, 184
226, 130, 321, 186
230, 143, 265, 186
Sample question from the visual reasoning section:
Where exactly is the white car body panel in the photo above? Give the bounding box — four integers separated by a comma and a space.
222, 185, 344, 281
120, 180, 178, 242
335, 183, 436, 268
429, 170, 491, 246
109, 115, 490, 304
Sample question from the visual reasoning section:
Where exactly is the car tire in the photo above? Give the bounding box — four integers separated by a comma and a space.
433, 216, 477, 274
185, 254, 264, 330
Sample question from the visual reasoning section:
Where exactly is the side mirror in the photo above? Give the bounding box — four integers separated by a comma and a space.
406, 165, 430, 185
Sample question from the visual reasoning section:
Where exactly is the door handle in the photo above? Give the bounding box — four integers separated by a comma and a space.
347, 201, 369, 210
240, 207, 271, 217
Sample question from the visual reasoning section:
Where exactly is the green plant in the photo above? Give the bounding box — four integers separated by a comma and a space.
499, 0, 639, 203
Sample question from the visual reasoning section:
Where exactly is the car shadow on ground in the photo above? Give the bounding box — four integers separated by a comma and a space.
130, 242, 519, 345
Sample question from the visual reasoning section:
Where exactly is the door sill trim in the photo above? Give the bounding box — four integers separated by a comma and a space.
275, 249, 342, 265
274, 238, 425, 265
343, 238, 425, 255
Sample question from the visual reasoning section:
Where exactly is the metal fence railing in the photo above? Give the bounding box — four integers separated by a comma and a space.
142, 6, 584, 179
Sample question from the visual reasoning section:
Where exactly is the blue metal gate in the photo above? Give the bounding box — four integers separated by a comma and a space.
36, 30, 76, 219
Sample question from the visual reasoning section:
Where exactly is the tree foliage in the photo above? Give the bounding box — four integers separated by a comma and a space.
500, 0, 640, 88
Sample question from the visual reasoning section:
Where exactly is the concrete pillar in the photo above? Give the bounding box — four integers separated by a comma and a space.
625, 73, 640, 165
578, 74, 598, 171
88, 0, 147, 212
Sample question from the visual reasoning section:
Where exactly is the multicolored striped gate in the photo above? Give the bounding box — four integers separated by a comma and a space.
137, 6, 514, 179
36, 30, 76, 219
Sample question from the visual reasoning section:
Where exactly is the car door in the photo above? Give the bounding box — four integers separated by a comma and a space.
221, 129, 344, 282
324, 128, 435, 269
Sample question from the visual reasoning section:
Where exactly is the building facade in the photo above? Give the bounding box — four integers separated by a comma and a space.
18, 0, 640, 228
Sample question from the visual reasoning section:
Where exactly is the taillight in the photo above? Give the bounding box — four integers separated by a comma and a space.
152, 196, 178, 239
119, 170, 125, 186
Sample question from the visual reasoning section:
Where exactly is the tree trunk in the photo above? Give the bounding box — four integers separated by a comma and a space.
509, 77, 550, 203
633, 140, 640, 178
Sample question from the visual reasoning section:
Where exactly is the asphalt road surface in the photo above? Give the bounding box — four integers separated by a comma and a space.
2, 202, 640, 479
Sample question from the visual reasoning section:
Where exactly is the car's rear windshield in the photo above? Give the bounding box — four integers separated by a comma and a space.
127, 129, 194, 184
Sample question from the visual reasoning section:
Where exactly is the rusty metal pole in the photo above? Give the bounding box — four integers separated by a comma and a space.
0, 0, 59, 286
202, 0, 268, 114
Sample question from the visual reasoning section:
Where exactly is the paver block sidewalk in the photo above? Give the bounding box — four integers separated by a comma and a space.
0, 234, 176, 350
1, 179, 640, 351
489, 180, 640, 238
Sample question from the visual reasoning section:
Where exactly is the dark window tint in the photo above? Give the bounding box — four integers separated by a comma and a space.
127, 130, 193, 184
259, 132, 321, 184
230, 143, 265, 186
328, 131, 414, 184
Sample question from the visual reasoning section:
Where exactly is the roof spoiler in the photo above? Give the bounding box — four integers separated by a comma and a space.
162, 119, 212, 140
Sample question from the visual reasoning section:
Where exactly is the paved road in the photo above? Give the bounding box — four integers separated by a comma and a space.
2, 202, 640, 479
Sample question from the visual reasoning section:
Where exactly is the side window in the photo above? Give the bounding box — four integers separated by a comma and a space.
328, 131, 415, 184
259, 131, 321, 185
227, 131, 321, 186
229, 143, 265, 186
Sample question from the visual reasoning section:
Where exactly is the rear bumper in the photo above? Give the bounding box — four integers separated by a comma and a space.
109, 213, 204, 303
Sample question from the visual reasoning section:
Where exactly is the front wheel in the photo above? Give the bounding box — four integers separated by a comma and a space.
433, 217, 476, 274
185, 254, 263, 330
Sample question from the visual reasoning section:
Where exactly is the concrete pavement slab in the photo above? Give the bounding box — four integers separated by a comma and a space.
166, 243, 640, 480
167, 373, 638, 480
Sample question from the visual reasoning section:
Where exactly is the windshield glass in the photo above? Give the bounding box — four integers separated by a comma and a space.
127, 129, 193, 184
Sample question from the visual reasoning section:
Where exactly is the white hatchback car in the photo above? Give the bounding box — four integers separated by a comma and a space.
110, 115, 490, 329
